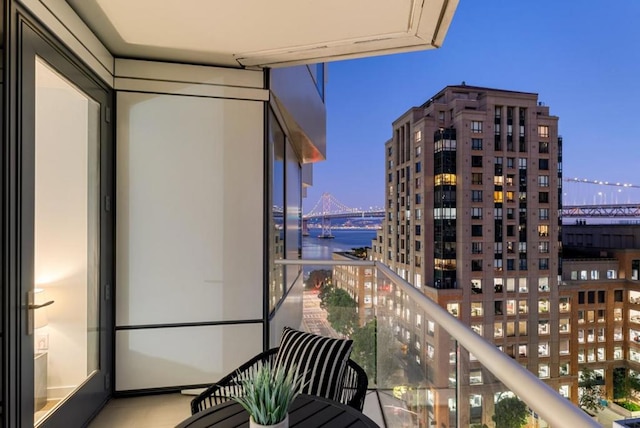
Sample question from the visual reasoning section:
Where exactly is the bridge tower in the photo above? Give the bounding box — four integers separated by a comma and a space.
319, 192, 334, 239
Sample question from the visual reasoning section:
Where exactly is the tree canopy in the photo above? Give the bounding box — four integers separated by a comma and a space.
578, 366, 604, 413
306, 269, 331, 290
492, 396, 528, 428
318, 285, 358, 335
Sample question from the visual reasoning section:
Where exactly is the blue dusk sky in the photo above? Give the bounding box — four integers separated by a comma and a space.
303, 1, 640, 213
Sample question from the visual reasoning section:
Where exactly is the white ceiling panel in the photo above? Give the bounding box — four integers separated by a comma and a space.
66, 0, 458, 68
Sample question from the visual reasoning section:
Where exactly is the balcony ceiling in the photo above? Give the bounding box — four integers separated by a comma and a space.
66, 0, 458, 68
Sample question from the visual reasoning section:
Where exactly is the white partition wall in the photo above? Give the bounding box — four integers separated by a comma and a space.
115, 61, 268, 391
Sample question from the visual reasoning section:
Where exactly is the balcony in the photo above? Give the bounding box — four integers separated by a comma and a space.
91, 259, 597, 427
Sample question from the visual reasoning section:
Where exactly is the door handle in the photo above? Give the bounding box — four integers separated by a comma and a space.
27, 290, 54, 335
28, 300, 55, 310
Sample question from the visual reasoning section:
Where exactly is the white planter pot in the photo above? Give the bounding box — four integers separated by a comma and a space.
249, 414, 289, 428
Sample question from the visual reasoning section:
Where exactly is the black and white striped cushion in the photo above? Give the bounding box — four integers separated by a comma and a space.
274, 327, 353, 402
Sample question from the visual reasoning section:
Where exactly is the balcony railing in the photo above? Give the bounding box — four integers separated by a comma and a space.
274, 259, 599, 428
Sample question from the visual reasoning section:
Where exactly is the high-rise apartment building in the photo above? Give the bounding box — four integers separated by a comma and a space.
372, 85, 562, 422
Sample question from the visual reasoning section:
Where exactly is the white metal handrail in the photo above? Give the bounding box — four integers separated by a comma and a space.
275, 259, 599, 427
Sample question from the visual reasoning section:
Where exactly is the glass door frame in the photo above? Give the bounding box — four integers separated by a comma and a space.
5, 9, 114, 427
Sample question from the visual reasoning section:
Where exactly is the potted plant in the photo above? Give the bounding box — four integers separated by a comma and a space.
233, 362, 304, 428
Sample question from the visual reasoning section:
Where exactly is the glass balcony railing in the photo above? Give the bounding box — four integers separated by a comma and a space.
273, 259, 599, 428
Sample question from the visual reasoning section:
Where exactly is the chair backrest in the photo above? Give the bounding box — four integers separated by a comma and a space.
340, 358, 368, 412
190, 347, 369, 414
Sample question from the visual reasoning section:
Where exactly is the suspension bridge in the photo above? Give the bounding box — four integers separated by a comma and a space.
303, 193, 384, 238
301, 178, 640, 238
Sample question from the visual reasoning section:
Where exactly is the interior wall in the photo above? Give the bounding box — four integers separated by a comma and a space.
114, 60, 268, 390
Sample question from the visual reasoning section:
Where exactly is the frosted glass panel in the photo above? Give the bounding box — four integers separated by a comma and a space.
115, 324, 262, 390
116, 92, 264, 325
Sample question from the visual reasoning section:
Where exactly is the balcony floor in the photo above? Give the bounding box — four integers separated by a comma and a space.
89, 391, 384, 427
89, 394, 192, 428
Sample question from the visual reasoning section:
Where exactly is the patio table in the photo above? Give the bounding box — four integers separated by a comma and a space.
176, 393, 379, 428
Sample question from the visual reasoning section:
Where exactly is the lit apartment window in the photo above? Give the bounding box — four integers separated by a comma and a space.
614, 347, 623, 360
538, 320, 549, 335
471, 302, 483, 317
471, 121, 483, 133
538, 277, 549, 291
538, 175, 549, 187
518, 300, 528, 314
560, 318, 570, 333
494, 323, 503, 338
447, 303, 459, 317
614, 308, 622, 322
518, 280, 528, 293
559, 297, 570, 312
598, 326, 605, 340
539, 299, 550, 313
539, 364, 550, 379
435, 173, 457, 185
538, 225, 549, 237
415, 130, 422, 142
494, 191, 504, 203
538, 125, 549, 138
559, 362, 570, 375
519, 321, 527, 335
504, 191, 514, 202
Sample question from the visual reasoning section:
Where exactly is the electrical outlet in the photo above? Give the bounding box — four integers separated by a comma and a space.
36, 333, 49, 351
